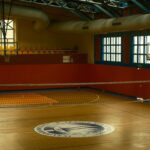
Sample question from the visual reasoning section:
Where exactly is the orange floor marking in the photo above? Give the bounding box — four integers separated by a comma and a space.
0, 93, 58, 106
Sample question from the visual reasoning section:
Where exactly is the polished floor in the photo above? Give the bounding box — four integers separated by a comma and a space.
0, 89, 149, 150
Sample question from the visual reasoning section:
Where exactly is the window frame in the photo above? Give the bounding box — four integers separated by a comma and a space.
99, 33, 123, 65
94, 31, 150, 68
131, 31, 150, 68
0, 19, 16, 49
102, 36, 122, 63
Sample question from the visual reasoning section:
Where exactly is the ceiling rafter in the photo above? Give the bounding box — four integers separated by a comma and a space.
130, 0, 150, 13
12, 0, 150, 20
93, 4, 115, 17
103, 0, 128, 9
20, 0, 120, 18
58, 0, 94, 20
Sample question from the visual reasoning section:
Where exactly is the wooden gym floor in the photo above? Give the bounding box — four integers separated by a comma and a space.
0, 89, 149, 150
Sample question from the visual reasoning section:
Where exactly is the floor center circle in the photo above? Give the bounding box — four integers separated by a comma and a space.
34, 121, 115, 138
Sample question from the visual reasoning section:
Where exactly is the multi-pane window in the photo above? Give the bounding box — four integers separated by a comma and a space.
0, 19, 15, 49
133, 35, 150, 64
102, 36, 122, 62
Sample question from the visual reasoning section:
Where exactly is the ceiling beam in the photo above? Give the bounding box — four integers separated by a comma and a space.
20, 0, 93, 20
93, 4, 115, 17
58, 0, 93, 21
20, 0, 71, 10
131, 0, 150, 13
69, 10, 93, 21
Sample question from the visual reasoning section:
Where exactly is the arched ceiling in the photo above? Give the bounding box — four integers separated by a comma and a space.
2, 0, 150, 21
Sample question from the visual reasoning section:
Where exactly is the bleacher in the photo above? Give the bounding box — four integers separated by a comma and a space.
0, 46, 78, 55
0, 47, 87, 64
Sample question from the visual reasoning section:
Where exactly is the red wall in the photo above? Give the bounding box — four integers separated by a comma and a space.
0, 64, 150, 99
87, 64, 150, 99
0, 64, 87, 91
93, 31, 150, 99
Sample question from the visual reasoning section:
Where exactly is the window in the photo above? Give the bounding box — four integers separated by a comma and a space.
102, 36, 122, 63
0, 19, 16, 50
133, 35, 150, 64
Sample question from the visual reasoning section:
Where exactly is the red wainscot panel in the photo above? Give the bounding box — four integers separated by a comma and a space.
0, 64, 87, 91
87, 64, 150, 99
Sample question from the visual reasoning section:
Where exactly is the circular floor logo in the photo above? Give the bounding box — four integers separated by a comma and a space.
34, 121, 115, 138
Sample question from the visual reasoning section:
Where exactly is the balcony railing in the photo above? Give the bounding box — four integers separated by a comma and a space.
0, 49, 78, 56
0, 42, 78, 56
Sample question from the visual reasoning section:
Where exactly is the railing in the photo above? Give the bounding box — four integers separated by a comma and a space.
0, 50, 18, 55
0, 49, 78, 56
18, 49, 78, 55
0, 41, 79, 55
0, 41, 19, 55
0, 40, 79, 56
